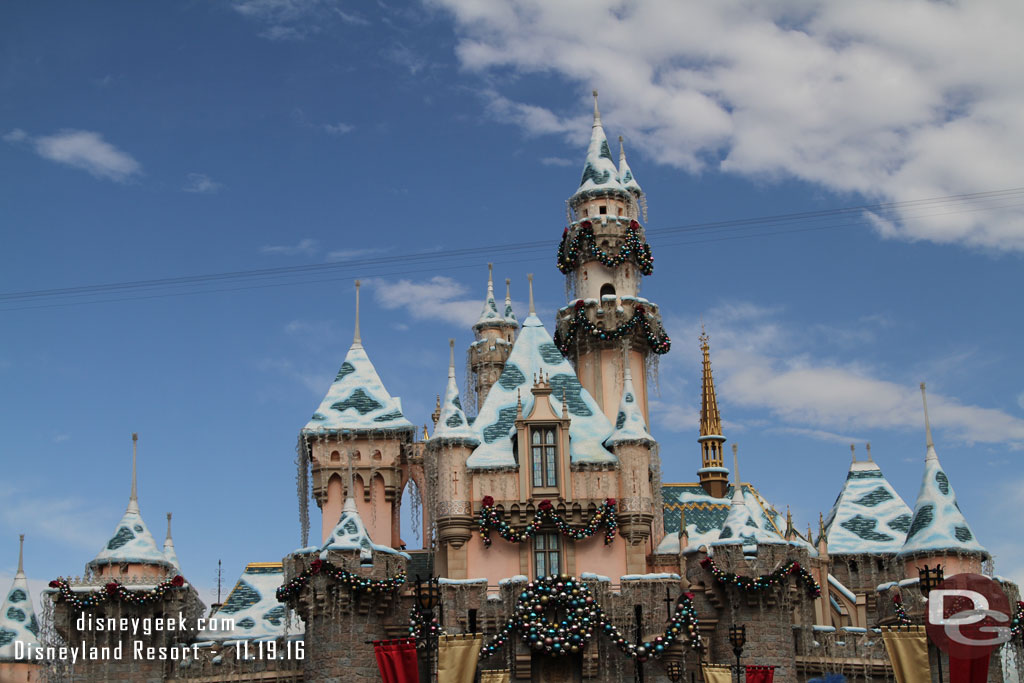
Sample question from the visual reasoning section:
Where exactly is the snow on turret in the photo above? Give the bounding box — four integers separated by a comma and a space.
899, 384, 988, 559
430, 340, 479, 445
711, 446, 786, 548
198, 563, 304, 641
303, 281, 415, 435
163, 512, 181, 572
473, 263, 503, 330
570, 91, 625, 203
320, 459, 406, 561
618, 136, 643, 197
87, 434, 174, 573
0, 535, 41, 661
503, 277, 518, 327
605, 348, 654, 446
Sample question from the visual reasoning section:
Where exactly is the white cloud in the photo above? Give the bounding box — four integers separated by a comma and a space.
261, 238, 319, 256
540, 157, 574, 167
52, 434, 70, 444
369, 276, 485, 327
0, 485, 106, 552
1017, 391, 1024, 411
435, 0, 1024, 252
325, 247, 386, 261
5, 129, 141, 182
323, 121, 354, 135
232, 0, 356, 40
183, 173, 223, 194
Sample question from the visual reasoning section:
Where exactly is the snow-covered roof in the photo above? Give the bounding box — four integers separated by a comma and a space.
199, 563, 303, 641
618, 139, 642, 196
302, 342, 415, 435
605, 361, 654, 446
466, 313, 616, 469
320, 497, 406, 561
899, 445, 987, 558
503, 279, 518, 327
88, 505, 173, 572
824, 460, 913, 555
0, 539, 41, 661
710, 482, 787, 548
474, 267, 505, 331
570, 95, 626, 203
429, 343, 478, 445
163, 513, 180, 572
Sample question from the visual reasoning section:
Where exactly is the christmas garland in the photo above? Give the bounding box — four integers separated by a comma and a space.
276, 558, 405, 602
557, 220, 654, 275
48, 575, 185, 611
553, 300, 671, 356
477, 497, 617, 548
1011, 601, 1024, 640
408, 606, 445, 647
891, 593, 912, 625
480, 574, 701, 661
700, 558, 821, 598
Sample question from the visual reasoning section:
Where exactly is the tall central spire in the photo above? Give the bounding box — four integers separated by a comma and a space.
699, 329, 722, 436
697, 330, 729, 497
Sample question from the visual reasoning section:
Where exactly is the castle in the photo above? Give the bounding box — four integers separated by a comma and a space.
2, 95, 1021, 683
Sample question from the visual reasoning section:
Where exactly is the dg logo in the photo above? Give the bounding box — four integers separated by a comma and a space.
924, 573, 1012, 659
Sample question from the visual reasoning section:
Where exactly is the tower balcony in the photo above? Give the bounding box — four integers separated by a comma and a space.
553, 296, 670, 358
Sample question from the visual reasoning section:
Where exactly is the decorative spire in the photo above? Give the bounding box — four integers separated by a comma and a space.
353, 280, 362, 348
474, 263, 503, 329
920, 382, 936, 458
504, 277, 518, 324
618, 135, 643, 197
731, 443, 742, 504
527, 273, 536, 316
448, 338, 456, 378
128, 432, 139, 513
592, 89, 601, 127
345, 451, 356, 510
850, 443, 856, 463
866, 442, 873, 462
16, 533, 24, 577
699, 332, 722, 437
165, 513, 173, 543
163, 512, 180, 571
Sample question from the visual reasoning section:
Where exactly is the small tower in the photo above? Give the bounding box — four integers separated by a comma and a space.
429, 339, 479, 579
554, 92, 669, 425
697, 330, 729, 498
0, 535, 42, 682
163, 512, 180, 573
468, 264, 519, 412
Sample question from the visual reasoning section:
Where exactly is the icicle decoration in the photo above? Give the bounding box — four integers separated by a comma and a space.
295, 435, 310, 548
464, 349, 478, 419
408, 476, 422, 544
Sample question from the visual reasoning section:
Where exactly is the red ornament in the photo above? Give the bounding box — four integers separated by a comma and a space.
105, 582, 119, 595
538, 499, 553, 511
482, 495, 495, 507
792, 562, 801, 570
48, 580, 61, 588
310, 560, 323, 574
635, 304, 645, 315
699, 557, 712, 569
630, 220, 639, 229
684, 592, 695, 600
574, 299, 585, 311
893, 593, 903, 604
580, 221, 592, 229
606, 498, 616, 506
170, 575, 185, 587
562, 227, 568, 236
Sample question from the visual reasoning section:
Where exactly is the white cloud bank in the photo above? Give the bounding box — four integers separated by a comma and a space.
434, 0, 1024, 251
4, 128, 141, 182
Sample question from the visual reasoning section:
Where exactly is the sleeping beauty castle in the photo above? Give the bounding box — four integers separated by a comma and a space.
3, 94, 1022, 683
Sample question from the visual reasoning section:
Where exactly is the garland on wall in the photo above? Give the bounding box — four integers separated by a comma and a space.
891, 593, 913, 625
408, 607, 445, 646
557, 220, 654, 275
48, 575, 185, 611
700, 557, 821, 598
553, 301, 671, 356
1011, 601, 1024, 640
275, 558, 406, 602
477, 497, 617, 548
479, 574, 702, 660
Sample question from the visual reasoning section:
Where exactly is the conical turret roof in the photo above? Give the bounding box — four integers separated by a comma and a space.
711, 449, 785, 548
900, 385, 987, 559
503, 278, 518, 327
430, 340, 479, 445
618, 137, 643, 196
823, 447, 912, 555
570, 91, 625, 203
163, 513, 181, 572
474, 264, 505, 331
605, 353, 654, 446
0, 536, 41, 661
320, 493, 405, 561
199, 562, 305, 641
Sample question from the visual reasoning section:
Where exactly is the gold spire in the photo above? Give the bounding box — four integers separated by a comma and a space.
699, 332, 722, 437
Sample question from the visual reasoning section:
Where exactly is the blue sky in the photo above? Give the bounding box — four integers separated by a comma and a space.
2, 0, 1022, 612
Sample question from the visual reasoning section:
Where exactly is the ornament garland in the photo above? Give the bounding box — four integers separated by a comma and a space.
479, 574, 702, 661
891, 593, 912, 625
276, 558, 405, 602
408, 607, 445, 647
554, 301, 670, 356
700, 557, 821, 598
48, 575, 185, 611
1011, 601, 1023, 640
477, 497, 617, 548
557, 220, 654, 275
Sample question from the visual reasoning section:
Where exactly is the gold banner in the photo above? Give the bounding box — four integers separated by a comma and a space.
437, 634, 483, 683
701, 664, 733, 683
882, 626, 931, 683
480, 670, 511, 683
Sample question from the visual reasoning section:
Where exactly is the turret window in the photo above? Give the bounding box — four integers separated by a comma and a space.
534, 533, 561, 578
599, 206, 607, 215
531, 426, 558, 489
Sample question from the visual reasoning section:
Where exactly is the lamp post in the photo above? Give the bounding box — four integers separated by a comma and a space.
918, 565, 945, 683
664, 660, 683, 682
415, 575, 441, 683
729, 624, 746, 683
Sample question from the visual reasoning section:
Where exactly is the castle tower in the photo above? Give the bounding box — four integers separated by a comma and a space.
428, 339, 479, 579
0, 535, 41, 682
698, 331, 729, 498
554, 92, 669, 425
469, 264, 519, 412
303, 281, 417, 547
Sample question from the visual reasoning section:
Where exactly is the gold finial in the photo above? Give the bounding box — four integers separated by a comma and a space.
527, 274, 535, 315
866, 442, 873, 462
920, 382, 934, 449
353, 280, 362, 346
850, 443, 856, 463
423, 424, 429, 440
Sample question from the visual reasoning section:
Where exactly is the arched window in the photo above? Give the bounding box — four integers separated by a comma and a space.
330, 450, 341, 462
600, 283, 616, 299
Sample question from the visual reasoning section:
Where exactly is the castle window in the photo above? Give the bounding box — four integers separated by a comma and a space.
531, 426, 558, 490
599, 206, 607, 215
600, 283, 615, 299
534, 532, 561, 578
330, 451, 341, 462
582, 209, 588, 217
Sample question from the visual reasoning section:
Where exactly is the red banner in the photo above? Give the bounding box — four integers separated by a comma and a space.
949, 654, 990, 683
373, 639, 420, 683
746, 665, 775, 683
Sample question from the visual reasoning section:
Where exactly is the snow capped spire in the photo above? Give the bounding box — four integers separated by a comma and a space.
606, 344, 654, 446
618, 135, 643, 196
473, 263, 503, 330
571, 90, 625, 202
128, 432, 138, 513
527, 273, 536, 316
163, 512, 180, 572
353, 280, 362, 348
0, 535, 41, 661
920, 382, 936, 460
16, 534, 24, 577
430, 339, 478, 445
503, 278, 518, 326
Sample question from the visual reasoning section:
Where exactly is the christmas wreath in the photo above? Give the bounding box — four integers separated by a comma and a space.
276, 558, 405, 602
553, 301, 670, 356
48, 575, 186, 611
477, 497, 617, 547
557, 220, 654, 275
700, 557, 821, 598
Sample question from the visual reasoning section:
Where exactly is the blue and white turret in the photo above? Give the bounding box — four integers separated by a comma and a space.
0, 535, 42, 664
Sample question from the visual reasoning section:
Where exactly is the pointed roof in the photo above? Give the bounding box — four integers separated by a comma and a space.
467, 276, 616, 469
618, 136, 643, 196
699, 330, 723, 438
320, 482, 405, 560
303, 282, 415, 435
199, 562, 304, 641
474, 264, 505, 331
570, 91, 626, 203
503, 278, 518, 327
606, 349, 654, 446
711, 448, 786, 548
900, 384, 987, 558
429, 340, 479, 445
823, 446, 913, 555
88, 435, 173, 573
0, 536, 41, 661
163, 513, 181, 572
